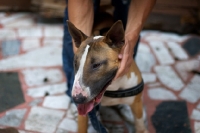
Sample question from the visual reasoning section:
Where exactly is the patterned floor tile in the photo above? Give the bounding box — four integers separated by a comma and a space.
0, 109, 26, 127
149, 41, 175, 65
2, 40, 21, 57
44, 26, 63, 37
142, 73, 157, 83
175, 60, 200, 81
179, 75, 200, 103
0, 72, 25, 113
151, 101, 192, 133
58, 118, 77, 132
21, 38, 41, 52
25, 106, 65, 133
154, 65, 184, 91
194, 121, 200, 133
166, 41, 188, 60
0, 46, 62, 71
191, 109, 200, 121
136, 43, 156, 72
27, 82, 67, 98
17, 27, 43, 38
43, 94, 70, 109
0, 29, 17, 40
22, 68, 64, 87
148, 87, 177, 100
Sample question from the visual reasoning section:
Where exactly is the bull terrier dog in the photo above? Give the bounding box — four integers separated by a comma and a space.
67, 20, 147, 133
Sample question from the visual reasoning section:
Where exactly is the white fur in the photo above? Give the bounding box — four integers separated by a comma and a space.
107, 72, 138, 91
72, 45, 90, 94
135, 117, 146, 132
93, 36, 103, 40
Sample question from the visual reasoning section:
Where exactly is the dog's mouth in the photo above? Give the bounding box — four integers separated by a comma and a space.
77, 80, 112, 115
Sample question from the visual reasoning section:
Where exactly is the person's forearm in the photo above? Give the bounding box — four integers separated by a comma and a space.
68, 0, 94, 52
125, 0, 156, 43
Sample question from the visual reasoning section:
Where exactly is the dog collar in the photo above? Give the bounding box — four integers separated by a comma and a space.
104, 79, 144, 98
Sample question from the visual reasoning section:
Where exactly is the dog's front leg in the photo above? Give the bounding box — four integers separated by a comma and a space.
130, 93, 148, 133
78, 115, 88, 133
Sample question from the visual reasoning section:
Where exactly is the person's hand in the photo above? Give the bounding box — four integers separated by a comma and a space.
114, 33, 138, 80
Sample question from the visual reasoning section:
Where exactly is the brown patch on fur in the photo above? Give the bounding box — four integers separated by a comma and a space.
78, 115, 88, 133
82, 38, 120, 84
130, 92, 143, 119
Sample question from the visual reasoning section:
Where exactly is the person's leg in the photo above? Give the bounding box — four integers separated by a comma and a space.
88, 105, 108, 133
62, 6, 74, 98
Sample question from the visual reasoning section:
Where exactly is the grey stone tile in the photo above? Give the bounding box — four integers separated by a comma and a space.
2, 40, 21, 57
28, 99, 42, 106
25, 106, 65, 133
166, 42, 188, 60
175, 60, 200, 81
154, 66, 184, 91
56, 128, 69, 133
197, 103, 200, 110
4, 17, 35, 28
147, 82, 161, 88
142, 73, 156, 83
0, 29, 17, 40
179, 75, 200, 103
22, 68, 63, 87
43, 95, 70, 110
0, 46, 62, 71
18, 27, 42, 38
87, 125, 98, 133
191, 109, 200, 121
194, 121, 200, 133
148, 87, 177, 100
66, 103, 77, 120
144, 32, 189, 43
43, 38, 62, 46
58, 118, 77, 132
21, 38, 40, 52
136, 43, 156, 72
27, 82, 67, 98
0, 72, 25, 113
44, 26, 63, 37
159, 33, 189, 43
149, 41, 174, 65
0, 109, 26, 127
0, 13, 28, 25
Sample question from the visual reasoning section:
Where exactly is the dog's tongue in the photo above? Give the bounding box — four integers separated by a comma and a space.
77, 100, 94, 115
77, 91, 105, 115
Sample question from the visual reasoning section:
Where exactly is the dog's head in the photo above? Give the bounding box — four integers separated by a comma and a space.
67, 20, 125, 115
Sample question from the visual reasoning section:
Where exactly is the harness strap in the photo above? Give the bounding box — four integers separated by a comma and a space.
104, 79, 144, 98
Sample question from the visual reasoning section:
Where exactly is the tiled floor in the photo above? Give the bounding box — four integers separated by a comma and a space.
0, 12, 200, 133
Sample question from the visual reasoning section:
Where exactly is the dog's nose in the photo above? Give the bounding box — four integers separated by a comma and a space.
72, 93, 87, 104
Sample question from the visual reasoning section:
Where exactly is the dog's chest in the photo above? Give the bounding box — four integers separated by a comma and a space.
101, 72, 138, 106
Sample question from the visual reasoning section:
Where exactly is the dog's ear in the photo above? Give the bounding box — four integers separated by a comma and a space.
67, 20, 88, 48
104, 20, 124, 48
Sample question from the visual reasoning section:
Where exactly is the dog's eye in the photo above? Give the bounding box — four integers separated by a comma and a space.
92, 63, 102, 70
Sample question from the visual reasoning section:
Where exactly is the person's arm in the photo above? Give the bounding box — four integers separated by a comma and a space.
68, 0, 94, 53
114, 0, 156, 79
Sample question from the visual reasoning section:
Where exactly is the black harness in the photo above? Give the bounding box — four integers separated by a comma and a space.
104, 79, 144, 98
